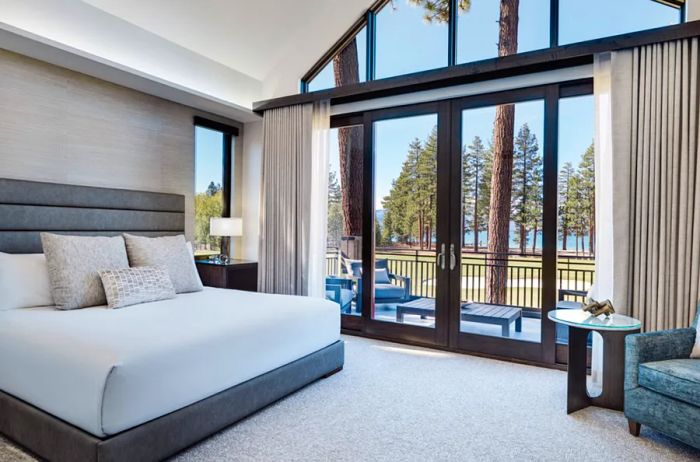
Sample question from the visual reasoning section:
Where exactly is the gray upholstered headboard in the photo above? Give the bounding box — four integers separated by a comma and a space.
0, 178, 185, 253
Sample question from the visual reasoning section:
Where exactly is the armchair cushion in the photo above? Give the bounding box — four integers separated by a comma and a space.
625, 327, 696, 390
638, 359, 700, 407
375, 283, 406, 300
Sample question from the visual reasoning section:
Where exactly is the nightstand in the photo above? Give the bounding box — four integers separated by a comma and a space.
195, 260, 258, 292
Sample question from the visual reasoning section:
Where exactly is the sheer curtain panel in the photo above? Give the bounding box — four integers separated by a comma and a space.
258, 101, 330, 296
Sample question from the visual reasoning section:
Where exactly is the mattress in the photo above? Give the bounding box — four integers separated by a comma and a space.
0, 288, 340, 437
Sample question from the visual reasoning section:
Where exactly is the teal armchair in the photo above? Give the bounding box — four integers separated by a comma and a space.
624, 311, 700, 449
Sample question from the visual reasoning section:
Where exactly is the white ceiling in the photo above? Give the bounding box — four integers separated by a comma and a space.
81, 0, 370, 83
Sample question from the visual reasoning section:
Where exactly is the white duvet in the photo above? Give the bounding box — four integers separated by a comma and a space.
0, 288, 340, 437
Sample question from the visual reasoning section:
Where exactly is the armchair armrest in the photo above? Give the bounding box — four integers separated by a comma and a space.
389, 274, 412, 299
625, 327, 696, 390
325, 284, 342, 304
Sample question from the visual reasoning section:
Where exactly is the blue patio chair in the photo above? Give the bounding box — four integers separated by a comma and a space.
345, 258, 411, 308
325, 276, 354, 314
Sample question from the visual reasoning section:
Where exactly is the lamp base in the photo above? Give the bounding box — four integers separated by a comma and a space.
220, 236, 231, 260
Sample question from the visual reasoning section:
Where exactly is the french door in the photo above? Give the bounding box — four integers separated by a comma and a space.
332, 82, 593, 365
447, 87, 554, 362
360, 102, 452, 346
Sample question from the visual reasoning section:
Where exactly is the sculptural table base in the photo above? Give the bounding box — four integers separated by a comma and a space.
566, 326, 640, 414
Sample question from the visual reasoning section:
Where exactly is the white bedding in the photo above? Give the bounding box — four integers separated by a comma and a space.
0, 288, 340, 437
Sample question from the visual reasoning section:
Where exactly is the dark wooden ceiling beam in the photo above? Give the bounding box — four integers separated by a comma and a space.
253, 20, 700, 114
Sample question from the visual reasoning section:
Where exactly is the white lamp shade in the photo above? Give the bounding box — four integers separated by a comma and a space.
210, 217, 242, 237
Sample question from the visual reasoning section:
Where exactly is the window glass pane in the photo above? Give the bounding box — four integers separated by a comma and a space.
194, 126, 225, 256
325, 125, 364, 316
556, 95, 596, 344
459, 100, 544, 342
372, 114, 438, 327
375, 1, 448, 79
307, 27, 367, 92
559, 0, 679, 45
457, 0, 549, 64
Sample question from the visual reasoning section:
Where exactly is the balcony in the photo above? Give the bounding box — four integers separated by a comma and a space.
325, 247, 595, 341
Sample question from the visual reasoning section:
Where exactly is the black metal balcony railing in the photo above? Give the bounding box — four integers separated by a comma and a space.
325, 248, 595, 309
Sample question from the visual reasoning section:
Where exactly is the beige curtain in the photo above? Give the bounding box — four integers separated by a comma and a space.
607, 38, 700, 331
258, 101, 330, 296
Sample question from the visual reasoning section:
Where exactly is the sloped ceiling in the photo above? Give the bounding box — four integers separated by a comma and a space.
0, 0, 371, 117
81, 0, 371, 96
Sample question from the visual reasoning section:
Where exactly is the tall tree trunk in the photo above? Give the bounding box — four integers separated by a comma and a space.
532, 225, 538, 253
562, 226, 568, 251
486, 0, 519, 305
334, 40, 363, 243
473, 166, 480, 252
519, 224, 526, 255
589, 211, 595, 256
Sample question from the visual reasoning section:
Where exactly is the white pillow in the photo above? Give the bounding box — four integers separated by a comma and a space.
0, 252, 55, 310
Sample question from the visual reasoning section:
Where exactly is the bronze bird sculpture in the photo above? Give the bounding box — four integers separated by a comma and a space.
582, 298, 615, 317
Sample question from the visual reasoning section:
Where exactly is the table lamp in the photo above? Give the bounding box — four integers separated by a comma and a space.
210, 217, 242, 262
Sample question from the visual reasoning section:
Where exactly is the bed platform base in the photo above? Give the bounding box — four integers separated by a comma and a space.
0, 340, 344, 462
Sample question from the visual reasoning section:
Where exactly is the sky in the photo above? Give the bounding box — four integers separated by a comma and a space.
309, 0, 679, 90
195, 126, 225, 194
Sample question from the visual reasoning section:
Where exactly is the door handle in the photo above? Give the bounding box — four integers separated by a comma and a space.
449, 244, 456, 271
437, 243, 446, 270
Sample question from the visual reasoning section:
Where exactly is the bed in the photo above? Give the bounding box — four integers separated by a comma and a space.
0, 178, 344, 462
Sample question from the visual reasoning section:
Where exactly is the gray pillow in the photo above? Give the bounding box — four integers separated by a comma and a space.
99, 266, 176, 309
40, 233, 130, 309
123, 234, 203, 293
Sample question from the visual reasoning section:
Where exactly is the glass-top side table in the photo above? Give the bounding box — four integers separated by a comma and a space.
548, 309, 641, 331
548, 309, 641, 414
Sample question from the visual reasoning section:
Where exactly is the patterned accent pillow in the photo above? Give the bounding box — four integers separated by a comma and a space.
123, 234, 203, 293
41, 233, 130, 309
99, 266, 176, 309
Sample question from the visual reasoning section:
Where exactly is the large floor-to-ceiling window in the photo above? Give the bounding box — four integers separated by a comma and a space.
313, 0, 669, 363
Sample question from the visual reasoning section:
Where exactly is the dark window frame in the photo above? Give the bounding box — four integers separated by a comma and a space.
301, 0, 683, 93
193, 116, 238, 218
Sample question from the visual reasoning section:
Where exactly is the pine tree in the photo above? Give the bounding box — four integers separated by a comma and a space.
558, 162, 576, 251
463, 136, 488, 251
415, 126, 438, 250
578, 142, 595, 255
327, 170, 343, 248
206, 181, 221, 197
511, 124, 541, 255
486, 0, 520, 305
383, 139, 422, 246
476, 144, 493, 249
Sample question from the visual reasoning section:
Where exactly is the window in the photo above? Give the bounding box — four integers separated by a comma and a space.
456, 0, 549, 64
375, 1, 448, 79
193, 118, 237, 257
302, 0, 682, 92
308, 27, 367, 92
559, 0, 681, 45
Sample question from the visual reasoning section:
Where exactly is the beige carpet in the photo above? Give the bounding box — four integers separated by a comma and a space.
2, 335, 699, 461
